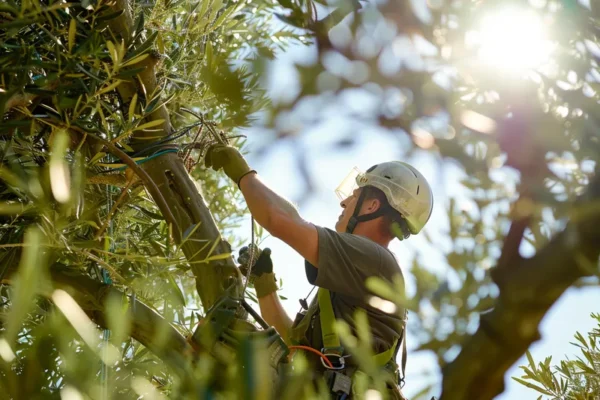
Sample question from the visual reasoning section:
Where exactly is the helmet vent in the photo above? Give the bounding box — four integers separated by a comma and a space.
384, 175, 391, 179
417, 185, 420, 195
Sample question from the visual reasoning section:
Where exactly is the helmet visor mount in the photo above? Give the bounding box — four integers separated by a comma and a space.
334, 167, 362, 201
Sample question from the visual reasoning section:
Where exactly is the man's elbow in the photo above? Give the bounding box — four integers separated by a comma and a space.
266, 211, 293, 240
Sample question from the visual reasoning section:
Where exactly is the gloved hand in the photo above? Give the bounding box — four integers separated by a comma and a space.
237, 244, 277, 298
204, 144, 255, 186
238, 244, 273, 277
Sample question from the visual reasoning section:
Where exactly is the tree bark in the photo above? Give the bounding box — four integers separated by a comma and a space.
440, 173, 600, 400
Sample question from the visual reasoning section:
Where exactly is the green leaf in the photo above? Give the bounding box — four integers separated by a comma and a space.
211, 3, 241, 32
133, 119, 165, 131
144, 92, 175, 114
365, 276, 396, 301
50, 129, 71, 203
201, 252, 231, 263
526, 350, 536, 370
127, 31, 158, 60
95, 9, 124, 22
134, 11, 145, 39
115, 67, 146, 79
96, 80, 122, 96
68, 18, 76, 53
76, 64, 103, 81
512, 377, 554, 396
122, 53, 149, 68
198, 0, 210, 20
4, 227, 48, 346
129, 93, 138, 122
166, 274, 186, 306
106, 41, 119, 65
105, 293, 131, 345
0, 202, 31, 215
88, 151, 106, 166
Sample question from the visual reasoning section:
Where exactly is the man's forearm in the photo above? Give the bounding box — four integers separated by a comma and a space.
239, 173, 300, 233
258, 292, 293, 343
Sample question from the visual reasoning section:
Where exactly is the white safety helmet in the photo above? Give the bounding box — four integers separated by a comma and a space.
336, 162, 434, 236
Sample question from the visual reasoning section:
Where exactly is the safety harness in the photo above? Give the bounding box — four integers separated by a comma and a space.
317, 287, 407, 398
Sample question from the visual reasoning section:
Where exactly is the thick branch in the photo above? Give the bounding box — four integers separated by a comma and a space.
141, 153, 243, 309
440, 174, 600, 400
4, 264, 193, 372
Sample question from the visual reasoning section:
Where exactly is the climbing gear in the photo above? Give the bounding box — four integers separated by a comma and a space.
298, 285, 316, 312
318, 288, 403, 366
97, 148, 180, 172
324, 370, 352, 398
288, 288, 408, 396
241, 299, 270, 330
204, 143, 255, 187
335, 162, 434, 236
317, 288, 408, 388
288, 345, 334, 368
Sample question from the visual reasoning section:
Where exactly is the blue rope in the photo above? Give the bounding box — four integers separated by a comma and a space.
108, 149, 179, 172
100, 184, 115, 399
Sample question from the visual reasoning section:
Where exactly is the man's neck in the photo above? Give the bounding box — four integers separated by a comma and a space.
353, 223, 392, 248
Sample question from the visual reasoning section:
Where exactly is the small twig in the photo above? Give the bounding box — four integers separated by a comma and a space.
79, 250, 129, 285
183, 124, 204, 172
95, 176, 136, 240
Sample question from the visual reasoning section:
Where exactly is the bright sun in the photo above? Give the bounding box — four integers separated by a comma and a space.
468, 8, 554, 72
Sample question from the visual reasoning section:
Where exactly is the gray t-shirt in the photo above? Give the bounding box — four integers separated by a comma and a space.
297, 226, 405, 355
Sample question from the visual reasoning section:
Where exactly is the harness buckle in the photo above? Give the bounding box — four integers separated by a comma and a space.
328, 371, 352, 396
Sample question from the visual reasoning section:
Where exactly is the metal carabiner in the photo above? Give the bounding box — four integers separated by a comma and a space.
320, 352, 347, 370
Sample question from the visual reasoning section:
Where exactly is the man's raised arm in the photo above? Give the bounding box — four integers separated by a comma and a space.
205, 144, 319, 267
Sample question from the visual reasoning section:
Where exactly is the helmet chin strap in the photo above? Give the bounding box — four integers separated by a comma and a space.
346, 188, 410, 241
345, 189, 369, 234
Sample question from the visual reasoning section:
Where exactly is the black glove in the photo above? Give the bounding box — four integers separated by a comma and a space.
237, 244, 273, 277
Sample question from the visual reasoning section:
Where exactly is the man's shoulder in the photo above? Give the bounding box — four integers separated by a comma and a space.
316, 226, 376, 244
316, 226, 400, 270
377, 246, 402, 280
316, 226, 383, 252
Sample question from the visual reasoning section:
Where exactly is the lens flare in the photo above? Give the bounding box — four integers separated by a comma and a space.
468, 8, 554, 72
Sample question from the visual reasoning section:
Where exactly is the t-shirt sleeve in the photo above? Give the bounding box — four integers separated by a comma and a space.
307, 226, 401, 299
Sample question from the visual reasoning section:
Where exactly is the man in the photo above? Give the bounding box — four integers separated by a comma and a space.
205, 144, 434, 399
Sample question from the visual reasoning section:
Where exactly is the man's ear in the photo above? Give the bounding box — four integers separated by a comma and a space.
364, 198, 381, 213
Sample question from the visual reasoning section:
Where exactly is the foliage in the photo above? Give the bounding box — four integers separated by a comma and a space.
514, 313, 600, 400
0, 0, 599, 398
0, 0, 301, 397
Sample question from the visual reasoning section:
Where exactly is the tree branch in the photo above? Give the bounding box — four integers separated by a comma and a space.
76, 130, 183, 241
440, 173, 600, 400
141, 153, 244, 309
4, 263, 194, 372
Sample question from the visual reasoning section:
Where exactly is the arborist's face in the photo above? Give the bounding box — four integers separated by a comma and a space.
335, 188, 361, 233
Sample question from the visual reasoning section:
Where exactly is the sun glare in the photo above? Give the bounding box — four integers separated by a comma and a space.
468, 8, 554, 72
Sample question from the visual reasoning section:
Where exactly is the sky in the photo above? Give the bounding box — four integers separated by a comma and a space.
232, 4, 600, 398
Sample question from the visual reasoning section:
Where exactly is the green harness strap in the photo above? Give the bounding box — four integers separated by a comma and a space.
318, 288, 342, 351
318, 288, 405, 370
